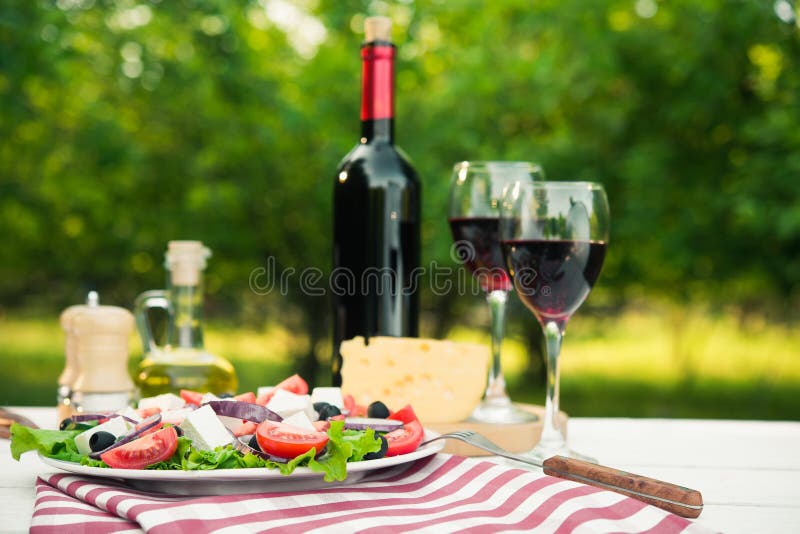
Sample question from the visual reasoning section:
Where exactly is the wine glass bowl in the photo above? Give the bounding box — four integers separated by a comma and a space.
501, 181, 609, 460
448, 161, 544, 424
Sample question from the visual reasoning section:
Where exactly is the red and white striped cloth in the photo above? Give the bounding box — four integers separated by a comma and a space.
30, 454, 713, 533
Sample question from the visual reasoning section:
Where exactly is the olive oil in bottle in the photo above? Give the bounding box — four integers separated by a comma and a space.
135, 241, 237, 397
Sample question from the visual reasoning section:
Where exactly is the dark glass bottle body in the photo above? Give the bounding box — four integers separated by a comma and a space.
332, 42, 420, 386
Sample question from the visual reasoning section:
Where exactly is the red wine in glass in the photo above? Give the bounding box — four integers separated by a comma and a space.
500, 180, 609, 461
448, 161, 543, 424
449, 217, 511, 292
502, 239, 606, 329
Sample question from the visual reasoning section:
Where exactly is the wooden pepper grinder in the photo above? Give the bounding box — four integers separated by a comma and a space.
71, 303, 136, 413
57, 291, 99, 422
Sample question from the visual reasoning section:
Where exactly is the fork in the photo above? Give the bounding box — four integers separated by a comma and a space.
421, 431, 703, 519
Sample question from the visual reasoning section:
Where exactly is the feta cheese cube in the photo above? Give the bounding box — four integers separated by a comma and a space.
256, 386, 274, 398
311, 387, 344, 409
280, 411, 317, 432
179, 404, 233, 451
138, 393, 186, 412
74, 417, 133, 456
201, 393, 222, 404
266, 388, 316, 420
161, 407, 194, 426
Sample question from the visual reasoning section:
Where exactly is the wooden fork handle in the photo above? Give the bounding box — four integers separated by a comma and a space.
542, 455, 703, 518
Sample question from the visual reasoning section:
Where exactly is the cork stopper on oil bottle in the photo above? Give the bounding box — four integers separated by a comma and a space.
165, 240, 211, 286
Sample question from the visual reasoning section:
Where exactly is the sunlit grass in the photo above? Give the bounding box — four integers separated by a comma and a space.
1, 308, 798, 419
450, 307, 800, 387
448, 306, 800, 419
205, 323, 305, 363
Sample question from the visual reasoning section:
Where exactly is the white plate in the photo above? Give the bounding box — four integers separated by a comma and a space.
38, 430, 444, 495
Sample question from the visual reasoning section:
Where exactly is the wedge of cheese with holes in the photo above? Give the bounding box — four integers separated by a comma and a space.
340, 337, 489, 423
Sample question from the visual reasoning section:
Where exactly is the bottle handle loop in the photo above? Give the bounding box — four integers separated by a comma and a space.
135, 290, 169, 355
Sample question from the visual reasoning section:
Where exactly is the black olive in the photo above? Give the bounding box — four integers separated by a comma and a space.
367, 401, 390, 419
89, 431, 116, 452
318, 404, 341, 420
363, 435, 388, 460
218, 393, 234, 399
173, 425, 184, 437
313, 401, 331, 413
248, 435, 261, 451
59, 418, 73, 431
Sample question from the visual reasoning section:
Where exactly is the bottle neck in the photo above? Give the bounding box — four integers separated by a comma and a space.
360, 42, 395, 143
168, 282, 205, 350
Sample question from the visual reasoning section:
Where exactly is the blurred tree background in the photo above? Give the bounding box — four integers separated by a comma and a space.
1, 0, 798, 417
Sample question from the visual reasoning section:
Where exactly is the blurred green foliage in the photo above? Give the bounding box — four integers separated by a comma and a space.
1, 0, 799, 385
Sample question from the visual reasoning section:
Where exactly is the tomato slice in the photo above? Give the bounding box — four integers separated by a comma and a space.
313, 420, 331, 432
384, 420, 424, 457
255, 420, 328, 459
341, 396, 367, 417
274, 374, 309, 395
136, 406, 161, 419
234, 421, 258, 436
137, 421, 164, 437
180, 389, 204, 405
343, 394, 356, 414
232, 420, 258, 437
234, 391, 257, 404
388, 404, 419, 425
256, 375, 308, 405
101, 426, 178, 469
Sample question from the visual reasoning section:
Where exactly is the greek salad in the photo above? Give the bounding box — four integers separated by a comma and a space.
10, 375, 425, 482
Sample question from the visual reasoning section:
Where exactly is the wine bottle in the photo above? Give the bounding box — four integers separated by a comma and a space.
332, 16, 421, 385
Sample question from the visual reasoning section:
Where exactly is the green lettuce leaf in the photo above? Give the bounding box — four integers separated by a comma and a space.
80, 456, 108, 468
147, 437, 274, 471
10, 423, 83, 462
342, 427, 384, 462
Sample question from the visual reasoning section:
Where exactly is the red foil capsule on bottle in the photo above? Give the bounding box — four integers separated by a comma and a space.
360, 44, 395, 121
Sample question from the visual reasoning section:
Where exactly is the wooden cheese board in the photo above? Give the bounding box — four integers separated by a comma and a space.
425, 403, 567, 457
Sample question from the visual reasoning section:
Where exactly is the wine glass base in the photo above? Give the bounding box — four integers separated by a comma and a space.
468, 399, 538, 424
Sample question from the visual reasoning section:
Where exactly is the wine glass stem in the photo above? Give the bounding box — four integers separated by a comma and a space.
541, 320, 565, 450
484, 290, 509, 403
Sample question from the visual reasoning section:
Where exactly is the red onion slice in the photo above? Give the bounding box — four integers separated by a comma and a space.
343, 418, 404, 432
205, 401, 282, 423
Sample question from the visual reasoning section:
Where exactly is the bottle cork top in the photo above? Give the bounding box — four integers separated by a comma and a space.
165, 240, 211, 286
364, 16, 392, 43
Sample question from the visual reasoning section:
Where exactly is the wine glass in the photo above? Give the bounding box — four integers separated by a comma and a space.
448, 161, 544, 424
500, 181, 609, 460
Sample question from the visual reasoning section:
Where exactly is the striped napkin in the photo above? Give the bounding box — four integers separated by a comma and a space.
30, 454, 712, 533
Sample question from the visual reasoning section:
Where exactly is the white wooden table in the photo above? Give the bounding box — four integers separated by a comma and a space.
2, 408, 798, 533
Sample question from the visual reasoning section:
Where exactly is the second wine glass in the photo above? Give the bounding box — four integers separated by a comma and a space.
501, 180, 609, 460
448, 161, 543, 424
